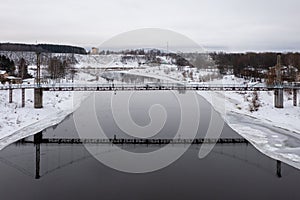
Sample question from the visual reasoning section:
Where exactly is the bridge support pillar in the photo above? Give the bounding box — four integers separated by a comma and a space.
34, 88, 43, 109
274, 89, 284, 108
34, 132, 43, 144
9, 89, 13, 103
277, 160, 282, 178
35, 143, 40, 179
21, 88, 25, 108
293, 89, 298, 107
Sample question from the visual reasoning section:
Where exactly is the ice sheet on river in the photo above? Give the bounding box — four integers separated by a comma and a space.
226, 111, 300, 169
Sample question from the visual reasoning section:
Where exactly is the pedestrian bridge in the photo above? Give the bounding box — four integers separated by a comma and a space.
1, 82, 300, 91
1, 82, 299, 108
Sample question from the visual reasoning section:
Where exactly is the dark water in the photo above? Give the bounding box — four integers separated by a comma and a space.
0, 90, 300, 200
101, 71, 165, 84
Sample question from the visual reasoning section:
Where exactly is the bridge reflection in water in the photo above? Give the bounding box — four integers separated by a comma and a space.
0, 132, 285, 180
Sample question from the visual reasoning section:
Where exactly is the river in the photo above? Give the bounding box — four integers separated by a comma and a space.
0, 74, 300, 200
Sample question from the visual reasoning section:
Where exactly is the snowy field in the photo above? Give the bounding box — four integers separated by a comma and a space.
1, 54, 300, 170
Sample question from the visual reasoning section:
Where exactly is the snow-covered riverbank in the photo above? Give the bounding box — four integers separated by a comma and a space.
1, 53, 300, 170
198, 75, 300, 169
0, 70, 106, 150
0, 88, 91, 150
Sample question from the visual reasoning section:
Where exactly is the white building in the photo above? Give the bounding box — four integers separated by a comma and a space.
90, 47, 99, 55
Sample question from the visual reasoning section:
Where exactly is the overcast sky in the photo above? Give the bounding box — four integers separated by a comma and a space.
1, 0, 300, 52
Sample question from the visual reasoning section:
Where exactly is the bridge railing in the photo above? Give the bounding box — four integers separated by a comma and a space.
1, 82, 300, 90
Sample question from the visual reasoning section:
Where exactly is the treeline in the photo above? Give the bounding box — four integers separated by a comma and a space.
0, 55, 33, 79
0, 43, 87, 54
0, 53, 76, 80
0, 55, 15, 75
210, 52, 300, 75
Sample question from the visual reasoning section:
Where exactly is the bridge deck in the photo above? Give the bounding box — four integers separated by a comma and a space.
22, 138, 249, 144
1, 83, 300, 91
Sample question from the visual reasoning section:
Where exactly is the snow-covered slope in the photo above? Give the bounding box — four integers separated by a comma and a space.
198, 75, 300, 169
74, 54, 120, 68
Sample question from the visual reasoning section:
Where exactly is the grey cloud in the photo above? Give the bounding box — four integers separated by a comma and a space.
0, 0, 299, 52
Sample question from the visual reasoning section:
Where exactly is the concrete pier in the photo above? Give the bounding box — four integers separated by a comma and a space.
293, 89, 298, 107
34, 88, 43, 109
9, 88, 12, 103
274, 88, 284, 108
21, 88, 25, 107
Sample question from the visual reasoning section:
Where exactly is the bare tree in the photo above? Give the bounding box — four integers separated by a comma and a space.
47, 57, 70, 80
249, 91, 261, 112
18, 58, 28, 79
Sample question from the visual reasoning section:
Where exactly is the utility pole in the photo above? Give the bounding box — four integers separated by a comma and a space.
36, 52, 41, 87
167, 42, 169, 53
275, 53, 282, 86
274, 53, 284, 108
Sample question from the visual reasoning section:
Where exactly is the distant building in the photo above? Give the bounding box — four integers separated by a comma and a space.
90, 47, 99, 55
7, 76, 22, 84
268, 65, 298, 85
22, 78, 35, 84
241, 66, 267, 80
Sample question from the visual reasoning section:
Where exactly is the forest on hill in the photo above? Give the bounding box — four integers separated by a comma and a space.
210, 52, 300, 75
0, 43, 87, 54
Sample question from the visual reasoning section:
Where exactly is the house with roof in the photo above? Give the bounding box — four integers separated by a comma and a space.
90, 47, 99, 55
0, 70, 8, 81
